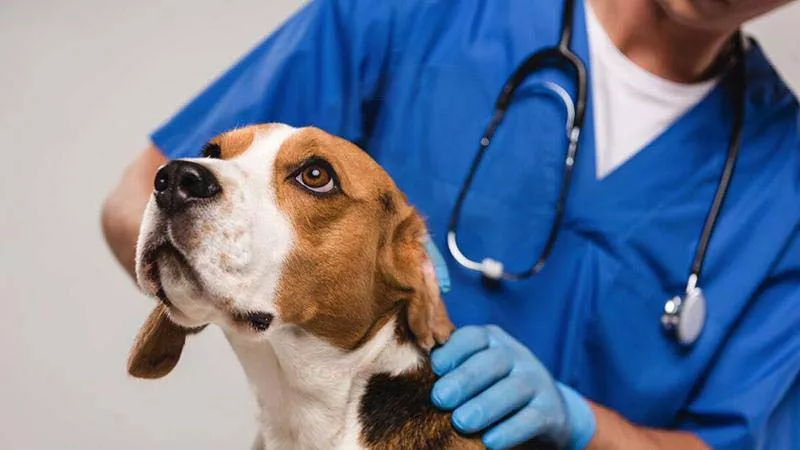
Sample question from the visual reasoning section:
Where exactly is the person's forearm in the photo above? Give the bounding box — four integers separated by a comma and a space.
586, 402, 709, 450
101, 146, 166, 280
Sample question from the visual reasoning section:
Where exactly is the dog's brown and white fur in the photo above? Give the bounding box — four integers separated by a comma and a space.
129, 124, 484, 449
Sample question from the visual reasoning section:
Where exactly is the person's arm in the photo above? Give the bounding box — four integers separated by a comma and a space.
586, 402, 708, 450
101, 146, 166, 279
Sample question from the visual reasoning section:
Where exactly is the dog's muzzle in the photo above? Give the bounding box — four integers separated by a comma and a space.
154, 160, 221, 215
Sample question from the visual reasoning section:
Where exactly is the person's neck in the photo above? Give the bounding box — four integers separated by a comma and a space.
588, 0, 737, 83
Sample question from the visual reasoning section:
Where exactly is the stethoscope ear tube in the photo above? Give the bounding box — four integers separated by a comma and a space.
688, 33, 747, 284
446, 39, 588, 282
446, 81, 579, 282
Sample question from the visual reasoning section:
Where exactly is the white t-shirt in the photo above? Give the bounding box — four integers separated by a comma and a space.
585, 2, 720, 179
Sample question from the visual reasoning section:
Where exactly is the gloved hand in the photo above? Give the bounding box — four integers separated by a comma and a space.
430, 325, 596, 450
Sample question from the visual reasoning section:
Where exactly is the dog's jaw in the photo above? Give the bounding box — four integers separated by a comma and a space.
226, 316, 424, 450
135, 199, 167, 298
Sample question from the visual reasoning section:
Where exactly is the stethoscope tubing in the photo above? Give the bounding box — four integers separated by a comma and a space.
446, 0, 746, 299
446, 10, 588, 281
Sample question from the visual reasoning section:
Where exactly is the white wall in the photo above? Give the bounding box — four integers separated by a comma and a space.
0, 1, 797, 449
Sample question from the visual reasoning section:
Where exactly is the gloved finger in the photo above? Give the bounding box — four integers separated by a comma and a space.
431, 347, 513, 410
485, 325, 533, 356
451, 374, 535, 434
485, 325, 548, 381
431, 325, 490, 376
524, 388, 569, 443
481, 406, 548, 450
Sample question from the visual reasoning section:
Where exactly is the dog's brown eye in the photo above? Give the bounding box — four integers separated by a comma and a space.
301, 166, 330, 187
295, 163, 336, 194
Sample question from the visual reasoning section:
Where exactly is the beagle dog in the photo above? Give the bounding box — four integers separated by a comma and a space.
129, 124, 484, 449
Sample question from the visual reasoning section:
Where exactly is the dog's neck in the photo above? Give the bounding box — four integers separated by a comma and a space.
225, 315, 423, 450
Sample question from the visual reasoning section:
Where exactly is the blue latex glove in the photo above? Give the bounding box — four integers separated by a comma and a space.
431, 325, 596, 449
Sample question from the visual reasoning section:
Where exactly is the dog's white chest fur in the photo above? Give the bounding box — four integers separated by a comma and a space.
227, 318, 422, 450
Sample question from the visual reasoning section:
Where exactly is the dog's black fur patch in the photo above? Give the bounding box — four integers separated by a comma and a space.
359, 365, 455, 450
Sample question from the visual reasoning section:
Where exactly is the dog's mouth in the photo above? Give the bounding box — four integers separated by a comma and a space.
140, 241, 196, 306
139, 240, 275, 333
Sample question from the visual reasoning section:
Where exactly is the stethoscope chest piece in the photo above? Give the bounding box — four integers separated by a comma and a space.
661, 286, 707, 347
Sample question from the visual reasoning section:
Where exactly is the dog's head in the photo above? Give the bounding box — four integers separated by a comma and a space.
129, 124, 453, 379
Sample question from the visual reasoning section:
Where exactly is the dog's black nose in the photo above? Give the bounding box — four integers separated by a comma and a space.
154, 160, 221, 214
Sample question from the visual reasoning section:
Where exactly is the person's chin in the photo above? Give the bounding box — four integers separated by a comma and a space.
655, 0, 789, 31
653, 0, 723, 24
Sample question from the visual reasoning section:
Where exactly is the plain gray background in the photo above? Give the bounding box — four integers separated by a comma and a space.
1, 1, 798, 448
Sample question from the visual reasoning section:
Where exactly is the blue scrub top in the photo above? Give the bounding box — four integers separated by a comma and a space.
151, 1, 800, 448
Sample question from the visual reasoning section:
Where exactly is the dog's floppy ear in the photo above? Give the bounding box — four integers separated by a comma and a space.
382, 208, 454, 352
128, 304, 203, 379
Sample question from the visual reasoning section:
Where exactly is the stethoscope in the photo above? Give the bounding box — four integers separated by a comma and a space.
446, 0, 747, 347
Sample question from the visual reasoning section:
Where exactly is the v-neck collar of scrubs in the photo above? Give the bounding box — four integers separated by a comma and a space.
565, 0, 743, 234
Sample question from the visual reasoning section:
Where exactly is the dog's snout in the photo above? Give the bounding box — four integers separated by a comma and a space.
154, 161, 221, 214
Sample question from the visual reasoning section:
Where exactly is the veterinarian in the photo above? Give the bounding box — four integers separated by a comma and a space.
103, 0, 800, 448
